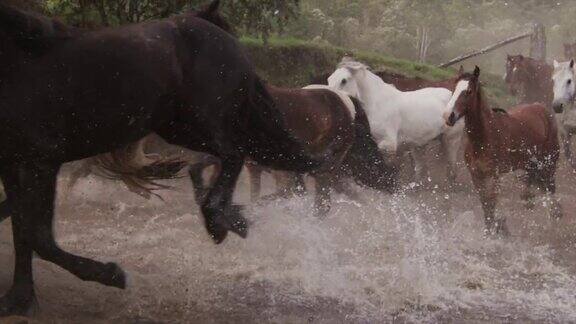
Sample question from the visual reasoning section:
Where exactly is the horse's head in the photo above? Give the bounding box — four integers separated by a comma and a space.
552, 59, 575, 114
445, 66, 481, 126
504, 54, 528, 96
193, 0, 236, 36
565, 43, 576, 60
327, 58, 369, 98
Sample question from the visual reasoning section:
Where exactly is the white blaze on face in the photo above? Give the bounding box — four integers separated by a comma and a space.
446, 80, 469, 113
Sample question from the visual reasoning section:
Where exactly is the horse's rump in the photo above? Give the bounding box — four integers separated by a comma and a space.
504, 103, 558, 147
267, 86, 355, 152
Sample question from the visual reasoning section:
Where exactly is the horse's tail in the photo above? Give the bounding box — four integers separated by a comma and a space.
89, 141, 189, 200
244, 77, 325, 171
342, 97, 398, 192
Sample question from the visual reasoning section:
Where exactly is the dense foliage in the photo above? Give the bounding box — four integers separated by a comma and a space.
10, 0, 576, 73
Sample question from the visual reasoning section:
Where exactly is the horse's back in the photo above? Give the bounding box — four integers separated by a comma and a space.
506, 103, 558, 145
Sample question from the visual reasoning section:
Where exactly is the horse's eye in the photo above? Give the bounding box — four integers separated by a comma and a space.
341, 79, 347, 85
568, 79, 572, 85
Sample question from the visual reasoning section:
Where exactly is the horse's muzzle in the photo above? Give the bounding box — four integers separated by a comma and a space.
445, 111, 458, 127
553, 103, 564, 114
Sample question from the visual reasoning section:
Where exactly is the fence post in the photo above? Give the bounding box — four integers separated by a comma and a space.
530, 23, 546, 61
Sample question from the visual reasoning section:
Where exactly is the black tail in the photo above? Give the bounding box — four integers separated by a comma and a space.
241, 77, 324, 172
341, 97, 398, 192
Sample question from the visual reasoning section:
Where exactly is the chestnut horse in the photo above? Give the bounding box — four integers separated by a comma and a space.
504, 54, 553, 108
446, 66, 562, 236
565, 42, 576, 61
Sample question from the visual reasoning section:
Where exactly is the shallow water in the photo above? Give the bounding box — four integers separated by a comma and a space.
1, 153, 576, 323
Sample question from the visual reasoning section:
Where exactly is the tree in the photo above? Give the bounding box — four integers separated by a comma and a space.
42, 0, 301, 42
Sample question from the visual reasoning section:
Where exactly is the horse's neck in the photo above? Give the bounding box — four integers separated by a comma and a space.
522, 64, 553, 105
357, 71, 401, 106
465, 90, 494, 149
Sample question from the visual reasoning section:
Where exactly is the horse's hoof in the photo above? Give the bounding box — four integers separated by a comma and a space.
100, 263, 127, 289
551, 208, 564, 220
207, 223, 228, 244
0, 288, 36, 317
523, 200, 536, 210
226, 205, 248, 239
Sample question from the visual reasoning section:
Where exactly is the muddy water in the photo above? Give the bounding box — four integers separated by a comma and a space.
1, 150, 576, 323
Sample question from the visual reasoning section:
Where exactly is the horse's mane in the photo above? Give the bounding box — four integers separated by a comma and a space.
0, 2, 74, 53
337, 58, 370, 71
192, 0, 235, 36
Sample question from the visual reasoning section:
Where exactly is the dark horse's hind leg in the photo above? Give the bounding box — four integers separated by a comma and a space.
189, 156, 221, 205
0, 200, 9, 224
0, 164, 126, 316
200, 156, 248, 243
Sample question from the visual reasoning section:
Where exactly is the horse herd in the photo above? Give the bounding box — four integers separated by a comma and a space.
0, 0, 574, 317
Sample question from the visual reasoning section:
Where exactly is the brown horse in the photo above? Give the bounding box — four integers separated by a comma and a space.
504, 54, 553, 108
564, 42, 576, 61
445, 66, 561, 236
242, 84, 397, 214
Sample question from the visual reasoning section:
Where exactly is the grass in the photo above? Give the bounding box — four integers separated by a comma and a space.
240, 36, 514, 107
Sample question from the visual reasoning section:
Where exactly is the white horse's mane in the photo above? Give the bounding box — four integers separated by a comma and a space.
337, 57, 371, 72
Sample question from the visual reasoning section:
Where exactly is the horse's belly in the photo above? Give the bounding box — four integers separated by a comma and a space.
399, 117, 445, 146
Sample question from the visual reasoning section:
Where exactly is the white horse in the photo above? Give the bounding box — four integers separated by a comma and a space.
552, 59, 576, 167
327, 59, 464, 185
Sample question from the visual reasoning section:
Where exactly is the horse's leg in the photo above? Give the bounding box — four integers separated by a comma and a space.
411, 146, 428, 185
441, 134, 461, 188
314, 175, 332, 217
0, 171, 33, 316
471, 173, 508, 237
189, 156, 221, 205
332, 177, 363, 202
293, 174, 307, 196
538, 170, 563, 220
565, 132, 575, 169
0, 164, 126, 316
201, 156, 247, 243
521, 172, 537, 210
246, 163, 263, 203
6, 164, 126, 290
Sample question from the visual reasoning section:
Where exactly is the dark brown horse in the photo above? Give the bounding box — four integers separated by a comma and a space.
445, 66, 561, 236
265, 85, 395, 214
564, 42, 576, 61
0, 0, 371, 316
504, 54, 553, 108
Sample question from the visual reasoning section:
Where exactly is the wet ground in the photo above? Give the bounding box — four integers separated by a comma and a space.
1, 143, 576, 323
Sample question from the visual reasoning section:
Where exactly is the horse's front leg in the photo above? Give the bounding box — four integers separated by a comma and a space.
189, 155, 221, 205
245, 162, 263, 203
313, 174, 332, 218
0, 163, 126, 316
564, 132, 575, 169
471, 172, 508, 237
411, 146, 429, 185
441, 133, 462, 188
201, 156, 247, 244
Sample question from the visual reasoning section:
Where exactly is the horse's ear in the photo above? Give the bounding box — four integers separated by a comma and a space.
207, 0, 221, 13
570, 59, 575, 69
473, 66, 481, 78
458, 65, 464, 76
